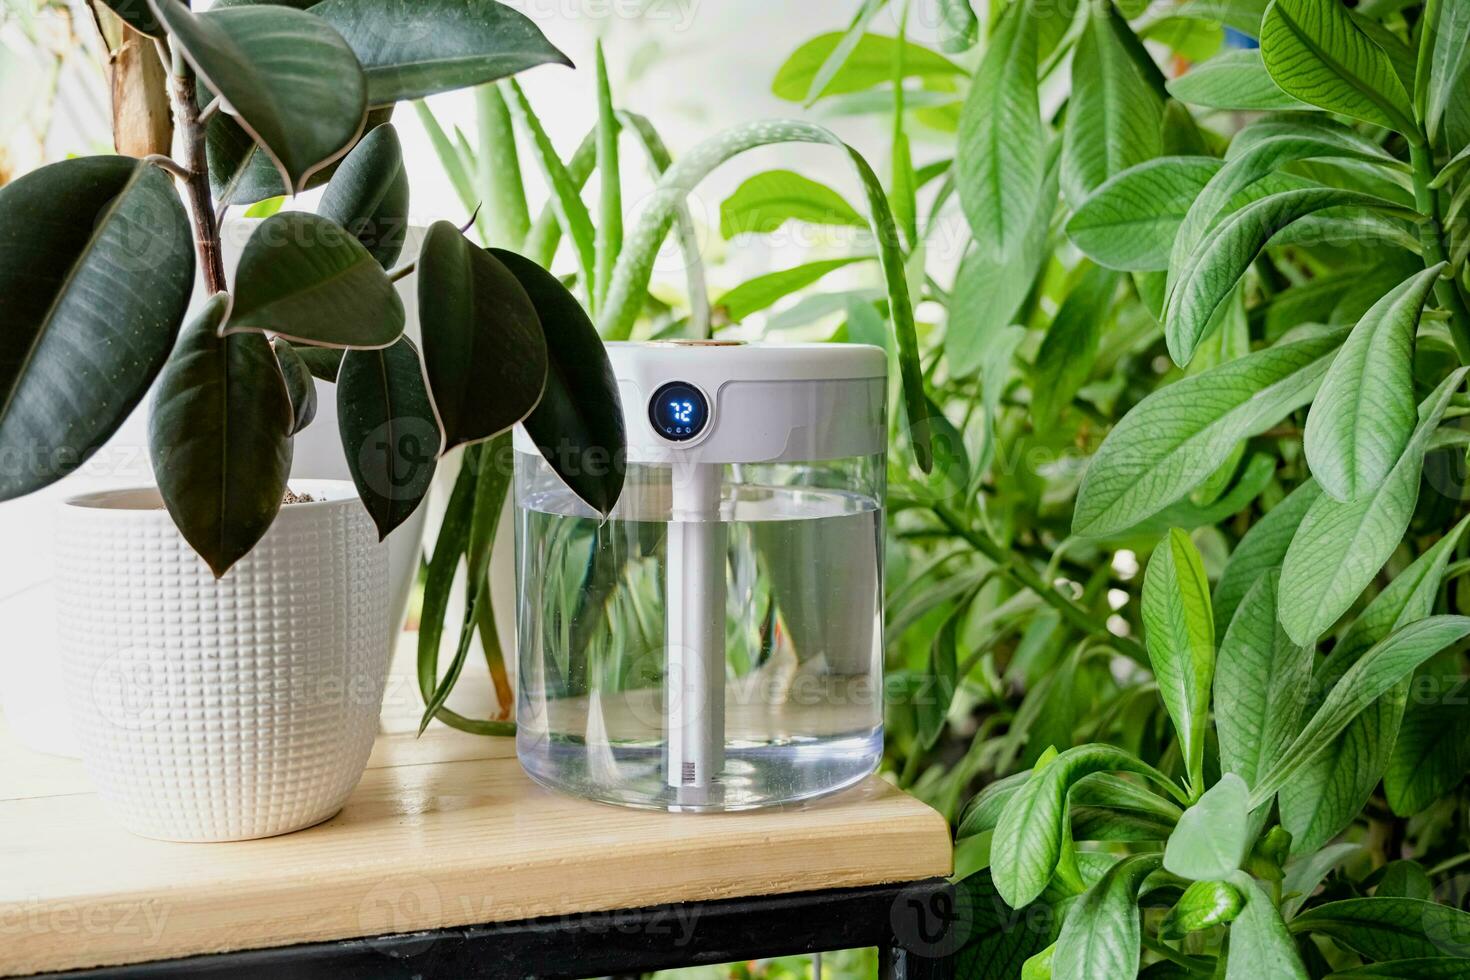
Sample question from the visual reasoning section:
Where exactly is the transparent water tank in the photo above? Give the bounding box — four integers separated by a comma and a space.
515, 341, 886, 811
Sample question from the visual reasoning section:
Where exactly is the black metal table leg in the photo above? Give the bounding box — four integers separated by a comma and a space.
27, 879, 958, 980
880, 880, 959, 980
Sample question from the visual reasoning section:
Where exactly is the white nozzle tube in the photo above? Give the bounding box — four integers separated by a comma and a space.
666, 461, 725, 802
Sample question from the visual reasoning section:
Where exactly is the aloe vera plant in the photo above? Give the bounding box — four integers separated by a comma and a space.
0, 0, 629, 734
748, 0, 1470, 974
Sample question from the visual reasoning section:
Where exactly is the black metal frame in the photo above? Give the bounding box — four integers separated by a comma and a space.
32, 879, 957, 980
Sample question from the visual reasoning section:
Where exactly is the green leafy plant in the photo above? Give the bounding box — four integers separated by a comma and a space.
761, 0, 1470, 974
0, 0, 627, 729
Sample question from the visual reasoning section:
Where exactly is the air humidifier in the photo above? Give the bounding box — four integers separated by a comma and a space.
514, 341, 887, 811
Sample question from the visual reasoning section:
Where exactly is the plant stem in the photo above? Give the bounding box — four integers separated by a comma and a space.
159, 43, 227, 295
1411, 141, 1470, 362
1141, 935, 1214, 975
932, 504, 1149, 665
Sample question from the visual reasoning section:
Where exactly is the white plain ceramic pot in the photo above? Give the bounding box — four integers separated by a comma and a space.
53, 480, 389, 842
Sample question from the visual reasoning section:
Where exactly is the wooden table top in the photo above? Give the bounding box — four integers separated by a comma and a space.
0, 718, 951, 977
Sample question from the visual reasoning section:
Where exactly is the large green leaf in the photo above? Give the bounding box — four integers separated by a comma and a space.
337, 337, 440, 540
1305, 265, 1439, 502
309, 0, 570, 105
1066, 156, 1221, 272
1164, 773, 1251, 879
949, 146, 1057, 376
715, 257, 872, 324
718, 170, 866, 238
416, 221, 547, 453
956, 1, 1042, 258
153, 0, 367, 194
149, 294, 294, 578
1167, 49, 1310, 110
770, 32, 962, 102
224, 212, 405, 348
1258, 0, 1415, 133
1073, 331, 1341, 538
1061, 5, 1163, 208
0, 156, 193, 501
1294, 514, 1470, 828
1032, 264, 1121, 431
1291, 898, 1470, 961
1226, 872, 1309, 979
993, 744, 1179, 908
1142, 528, 1216, 796
1053, 854, 1161, 979
1421, 0, 1470, 146
1386, 701, 1470, 816
1250, 616, 1470, 806
1213, 479, 1321, 635
596, 118, 930, 470
1169, 118, 1402, 289
1278, 368, 1467, 645
318, 122, 410, 269
490, 248, 624, 517
1215, 570, 1312, 789
1164, 188, 1397, 365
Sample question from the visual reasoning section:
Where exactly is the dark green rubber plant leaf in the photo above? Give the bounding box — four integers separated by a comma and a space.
272, 338, 317, 435
488, 247, 625, 517
224, 211, 405, 348
293, 344, 345, 383
417, 221, 548, 454
100, 0, 165, 36
149, 293, 294, 578
207, 107, 394, 209
310, 0, 572, 105
318, 122, 410, 269
0, 156, 194, 501
337, 337, 441, 540
152, 0, 367, 194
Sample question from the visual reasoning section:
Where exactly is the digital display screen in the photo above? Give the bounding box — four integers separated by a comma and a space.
649, 381, 709, 441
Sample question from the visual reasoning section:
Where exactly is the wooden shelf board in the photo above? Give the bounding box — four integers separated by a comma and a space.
0, 720, 950, 977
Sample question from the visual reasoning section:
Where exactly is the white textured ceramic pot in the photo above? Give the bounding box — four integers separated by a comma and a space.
53, 480, 389, 842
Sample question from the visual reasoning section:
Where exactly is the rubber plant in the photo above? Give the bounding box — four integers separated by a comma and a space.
759, 0, 1470, 975
0, 0, 626, 729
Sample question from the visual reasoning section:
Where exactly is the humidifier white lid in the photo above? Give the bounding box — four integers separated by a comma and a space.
514, 341, 887, 464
